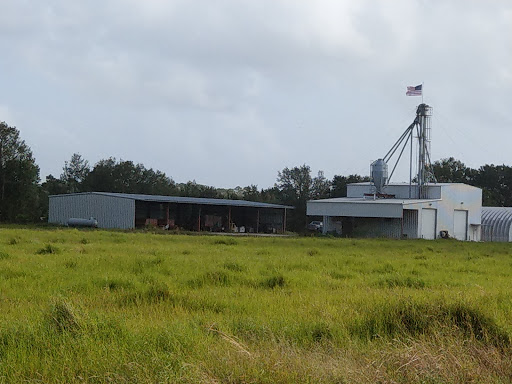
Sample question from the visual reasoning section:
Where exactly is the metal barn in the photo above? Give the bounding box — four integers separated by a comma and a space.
307, 183, 482, 241
481, 207, 512, 242
49, 192, 291, 233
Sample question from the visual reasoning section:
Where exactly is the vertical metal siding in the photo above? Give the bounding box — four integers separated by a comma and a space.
403, 209, 418, 239
49, 193, 135, 229
481, 207, 512, 242
352, 218, 402, 239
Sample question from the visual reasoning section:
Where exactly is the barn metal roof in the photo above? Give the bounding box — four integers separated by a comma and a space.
481, 207, 512, 242
50, 192, 294, 209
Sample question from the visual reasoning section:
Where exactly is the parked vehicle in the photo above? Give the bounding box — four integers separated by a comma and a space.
307, 221, 323, 232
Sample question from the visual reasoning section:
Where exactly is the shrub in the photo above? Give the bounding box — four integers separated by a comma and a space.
378, 275, 427, 289
37, 244, 60, 255
146, 283, 171, 302
47, 299, 81, 333
213, 238, 238, 246
260, 275, 286, 289
350, 301, 510, 347
102, 278, 134, 291
8, 237, 19, 245
223, 262, 245, 272
64, 260, 78, 269
204, 271, 231, 286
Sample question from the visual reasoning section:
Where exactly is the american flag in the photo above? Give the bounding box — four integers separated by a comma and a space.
406, 84, 422, 96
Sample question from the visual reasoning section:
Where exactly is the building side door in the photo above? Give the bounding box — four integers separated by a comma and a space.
453, 210, 468, 241
421, 208, 436, 239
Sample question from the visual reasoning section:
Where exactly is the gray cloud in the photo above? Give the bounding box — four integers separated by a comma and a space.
0, 0, 511, 187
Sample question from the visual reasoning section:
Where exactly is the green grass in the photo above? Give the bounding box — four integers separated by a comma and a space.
1, 227, 512, 383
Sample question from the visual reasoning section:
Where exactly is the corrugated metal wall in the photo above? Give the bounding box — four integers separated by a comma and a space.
481, 207, 512, 242
49, 193, 135, 229
403, 209, 418, 239
351, 217, 402, 239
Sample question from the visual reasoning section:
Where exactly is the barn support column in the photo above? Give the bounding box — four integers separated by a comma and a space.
166, 204, 170, 226
283, 209, 287, 233
228, 207, 231, 232
256, 209, 260, 233
197, 207, 202, 232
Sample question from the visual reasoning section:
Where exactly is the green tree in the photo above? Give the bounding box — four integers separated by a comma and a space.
259, 186, 281, 204
60, 153, 90, 193
473, 164, 512, 206
82, 158, 177, 195
0, 121, 42, 222
311, 171, 331, 199
177, 181, 218, 198
276, 164, 314, 232
330, 174, 370, 198
431, 157, 475, 183
42, 175, 68, 195
242, 185, 261, 201
82, 157, 117, 192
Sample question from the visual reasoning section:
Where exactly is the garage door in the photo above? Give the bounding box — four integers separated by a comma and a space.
453, 210, 468, 241
421, 208, 437, 239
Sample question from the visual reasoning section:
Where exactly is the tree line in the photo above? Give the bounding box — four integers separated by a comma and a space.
1, 121, 512, 231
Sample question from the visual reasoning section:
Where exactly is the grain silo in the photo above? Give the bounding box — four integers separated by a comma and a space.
307, 103, 482, 240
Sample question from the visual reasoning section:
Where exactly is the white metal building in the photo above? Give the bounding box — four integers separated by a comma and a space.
481, 207, 512, 242
307, 182, 482, 240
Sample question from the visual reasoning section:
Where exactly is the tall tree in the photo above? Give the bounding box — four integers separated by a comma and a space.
431, 157, 475, 183
473, 164, 512, 206
242, 185, 260, 201
83, 158, 177, 195
276, 164, 314, 231
60, 153, 90, 193
177, 181, 218, 198
259, 186, 281, 204
0, 121, 41, 222
331, 174, 370, 198
311, 171, 331, 199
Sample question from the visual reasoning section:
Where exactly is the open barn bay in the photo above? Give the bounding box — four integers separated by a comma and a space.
1, 228, 512, 383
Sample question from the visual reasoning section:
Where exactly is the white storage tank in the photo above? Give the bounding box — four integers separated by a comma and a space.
67, 217, 98, 228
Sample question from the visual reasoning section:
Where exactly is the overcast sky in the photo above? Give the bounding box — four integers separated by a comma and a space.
1, 0, 511, 188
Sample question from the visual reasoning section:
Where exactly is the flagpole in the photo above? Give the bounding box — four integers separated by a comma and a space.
422, 82, 424, 104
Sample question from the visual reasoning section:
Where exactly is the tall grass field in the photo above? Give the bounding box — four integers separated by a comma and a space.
1, 227, 512, 383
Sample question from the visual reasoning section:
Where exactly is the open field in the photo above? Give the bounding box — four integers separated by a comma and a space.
1, 227, 512, 383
